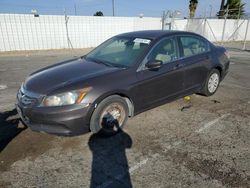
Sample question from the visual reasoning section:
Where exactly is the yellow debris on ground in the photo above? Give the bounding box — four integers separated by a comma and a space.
184, 96, 191, 101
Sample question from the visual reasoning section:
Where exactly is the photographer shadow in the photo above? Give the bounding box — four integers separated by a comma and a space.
0, 108, 26, 152
88, 119, 133, 188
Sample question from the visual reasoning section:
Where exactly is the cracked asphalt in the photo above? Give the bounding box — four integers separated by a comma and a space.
0, 44, 250, 187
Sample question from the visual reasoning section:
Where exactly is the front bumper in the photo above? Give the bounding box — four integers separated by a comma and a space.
16, 102, 93, 136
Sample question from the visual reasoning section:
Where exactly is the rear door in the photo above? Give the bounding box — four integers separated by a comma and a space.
177, 35, 211, 93
134, 36, 184, 111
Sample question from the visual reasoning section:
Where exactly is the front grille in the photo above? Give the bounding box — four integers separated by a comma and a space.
17, 86, 42, 107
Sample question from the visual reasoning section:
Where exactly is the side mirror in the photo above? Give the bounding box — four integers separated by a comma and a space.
146, 60, 163, 70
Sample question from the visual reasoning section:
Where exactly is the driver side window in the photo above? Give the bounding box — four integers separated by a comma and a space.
147, 37, 178, 64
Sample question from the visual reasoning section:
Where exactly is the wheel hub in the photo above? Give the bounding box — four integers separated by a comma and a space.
208, 73, 219, 93
99, 102, 125, 131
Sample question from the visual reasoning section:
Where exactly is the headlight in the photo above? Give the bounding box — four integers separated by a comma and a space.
42, 87, 91, 107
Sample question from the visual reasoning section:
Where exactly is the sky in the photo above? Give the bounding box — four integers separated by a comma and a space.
0, 0, 249, 17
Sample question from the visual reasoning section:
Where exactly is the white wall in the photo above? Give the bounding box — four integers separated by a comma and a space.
0, 14, 249, 52
172, 19, 250, 42
0, 14, 162, 51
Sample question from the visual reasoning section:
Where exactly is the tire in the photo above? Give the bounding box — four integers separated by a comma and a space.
200, 69, 220, 96
90, 95, 129, 136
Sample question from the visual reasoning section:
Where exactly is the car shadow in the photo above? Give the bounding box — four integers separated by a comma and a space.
88, 129, 133, 188
0, 108, 26, 152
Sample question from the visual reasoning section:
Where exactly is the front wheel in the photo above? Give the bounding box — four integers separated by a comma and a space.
90, 95, 129, 136
200, 69, 220, 96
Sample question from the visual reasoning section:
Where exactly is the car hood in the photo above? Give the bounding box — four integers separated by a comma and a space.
24, 58, 119, 94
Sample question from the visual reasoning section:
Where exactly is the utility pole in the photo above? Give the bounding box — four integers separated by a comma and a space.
209, 5, 213, 18
243, 19, 250, 50
112, 0, 115, 16
219, 0, 225, 18
221, 5, 228, 44
161, 11, 166, 30
74, 4, 77, 16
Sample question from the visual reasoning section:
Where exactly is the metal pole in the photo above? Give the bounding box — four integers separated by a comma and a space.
161, 11, 166, 30
221, 6, 228, 44
203, 17, 207, 36
28, 14, 35, 50
209, 5, 212, 18
74, 4, 77, 16
242, 19, 250, 50
170, 12, 173, 30
112, 0, 115, 16
221, 17, 226, 44
9, 14, 17, 51
0, 15, 6, 51
13, 14, 21, 50
64, 10, 74, 54
235, 4, 241, 40
206, 19, 219, 42
202, 9, 207, 36
23, 15, 31, 50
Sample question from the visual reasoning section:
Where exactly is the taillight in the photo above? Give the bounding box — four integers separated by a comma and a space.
224, 50, 230, 59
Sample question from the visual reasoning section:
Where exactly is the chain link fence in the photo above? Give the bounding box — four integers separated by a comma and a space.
0, 10, 249, 52
162, 9, 250, 50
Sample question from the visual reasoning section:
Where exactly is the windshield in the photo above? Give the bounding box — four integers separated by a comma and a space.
85, 36, 151, 67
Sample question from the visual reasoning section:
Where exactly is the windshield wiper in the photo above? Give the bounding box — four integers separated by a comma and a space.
87, 57, 114, 67
80, 55, 86, 59
110, 64, 129, 68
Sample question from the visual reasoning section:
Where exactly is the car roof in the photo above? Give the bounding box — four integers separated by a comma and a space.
116, 30, 197, 40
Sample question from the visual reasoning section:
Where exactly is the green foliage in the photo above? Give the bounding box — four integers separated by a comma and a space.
217, 0, 245, 19
93, 11, 104, 16
189, 0, 198, 18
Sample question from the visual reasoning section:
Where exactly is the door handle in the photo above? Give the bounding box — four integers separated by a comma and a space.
174, 63, 184, 69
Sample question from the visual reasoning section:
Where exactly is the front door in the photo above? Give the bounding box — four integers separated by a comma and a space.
135, 36, 184, 112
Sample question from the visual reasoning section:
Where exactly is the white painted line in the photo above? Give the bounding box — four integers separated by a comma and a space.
195, 113, 230, 133
98, 158, 148, 188
0, 85, 7, 90
230, 62, 235, 65
164, 141, 182, 151
129, 158, 148, 174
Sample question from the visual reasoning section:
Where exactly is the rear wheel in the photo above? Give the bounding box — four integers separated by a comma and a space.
90, 95, 129, 136
200, 69, 220, 96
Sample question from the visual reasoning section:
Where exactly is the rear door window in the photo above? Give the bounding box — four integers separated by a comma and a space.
179, 36, 209, 58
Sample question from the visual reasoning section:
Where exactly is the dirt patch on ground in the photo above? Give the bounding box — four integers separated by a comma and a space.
168, 150, 250, 187
0, 130, 55, 172
0, 46, 249, 187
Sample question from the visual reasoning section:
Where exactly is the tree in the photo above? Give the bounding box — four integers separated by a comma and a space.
218, 0, 226, 18
217, 0, 245, 19
189, 0, 198, 18
93, 11, 104, 16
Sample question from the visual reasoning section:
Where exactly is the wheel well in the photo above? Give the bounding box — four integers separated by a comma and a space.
114, 93, 134, 117
214, 66, 222, 77
94, 93, 134, 118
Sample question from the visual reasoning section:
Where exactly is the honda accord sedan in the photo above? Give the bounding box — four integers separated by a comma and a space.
16, 30, 230, 136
